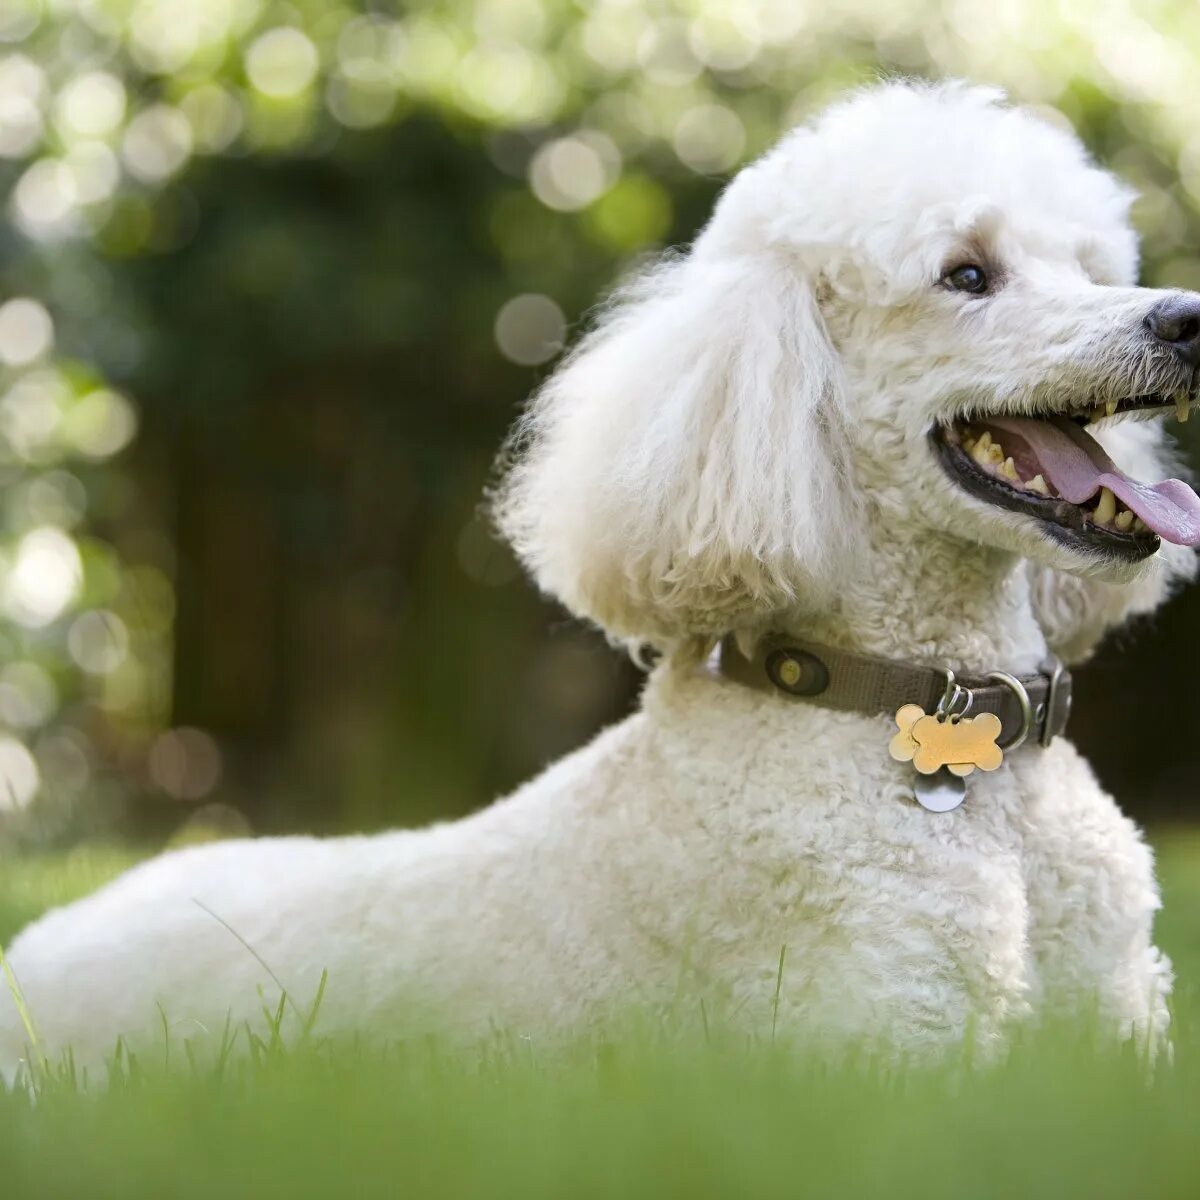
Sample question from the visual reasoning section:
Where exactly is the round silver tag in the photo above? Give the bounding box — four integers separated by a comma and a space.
913, 768, 967, 813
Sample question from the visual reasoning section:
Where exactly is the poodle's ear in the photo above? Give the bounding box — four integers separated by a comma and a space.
493, 243, 860, 648
1028, 420, 1197, 664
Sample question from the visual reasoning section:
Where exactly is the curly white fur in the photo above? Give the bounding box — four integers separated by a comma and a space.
2, 81, 1194, 1081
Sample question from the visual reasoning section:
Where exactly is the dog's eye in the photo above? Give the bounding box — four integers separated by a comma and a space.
945, 264, 989, 294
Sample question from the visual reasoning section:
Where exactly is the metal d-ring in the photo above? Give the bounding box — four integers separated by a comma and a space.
988, 671, 1032, 750
1039, 654, 1067, 747
936, 668, 973, 722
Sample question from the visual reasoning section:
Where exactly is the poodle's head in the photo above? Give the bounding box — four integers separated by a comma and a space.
496, 81, 1200, 647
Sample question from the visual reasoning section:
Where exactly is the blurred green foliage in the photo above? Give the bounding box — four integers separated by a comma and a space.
0, 0, 1199, 842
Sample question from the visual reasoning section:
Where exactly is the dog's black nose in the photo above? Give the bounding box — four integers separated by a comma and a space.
1144, 294, 1200, 365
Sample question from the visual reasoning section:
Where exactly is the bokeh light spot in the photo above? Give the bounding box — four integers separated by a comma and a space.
11, 158, 79, 240
495, 293, 566, 366
149, 726, 222, 800
581, 6, 652, 73
455, 45, 564, 125
0, 297, 53, 367
121, 104, 193, 182
393, 17, 459, 93
637, 19, 701, 86
0, 54, 45, 157
673, 104, 746, 174
180, 84, 244, 153
68, 609, 129, 674
246, 27, 320, 99
528, 135, 616, 211
337, 15, 405, 82
62, 388, 139, 460
129, 0, 204, 74
63, 141, 121, 205
688, 12, 762, 72
326, 74, 398, 129
0, 369, 65, 459
20, 469, 87, 530
0, 736, 39, 810
55, 71, 126, 138
0, 0, 40, 44
0, 96, 40, 157
4, 527, 82, 627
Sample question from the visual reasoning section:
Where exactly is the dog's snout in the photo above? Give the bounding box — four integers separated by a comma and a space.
1144, 294, 1200, 365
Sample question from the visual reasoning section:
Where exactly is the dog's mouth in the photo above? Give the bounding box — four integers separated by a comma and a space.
932, 393, 1200, 562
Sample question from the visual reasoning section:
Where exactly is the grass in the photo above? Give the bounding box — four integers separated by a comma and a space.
2, 832, 1200, 1198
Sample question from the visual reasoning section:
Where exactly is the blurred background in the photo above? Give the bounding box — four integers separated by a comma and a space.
0, 0, 1198, 853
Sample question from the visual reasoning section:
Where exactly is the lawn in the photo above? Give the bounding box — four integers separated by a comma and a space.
2, 832, 1199, 1199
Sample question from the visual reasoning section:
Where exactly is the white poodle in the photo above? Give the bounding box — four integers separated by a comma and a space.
4, 80, 1199, 1079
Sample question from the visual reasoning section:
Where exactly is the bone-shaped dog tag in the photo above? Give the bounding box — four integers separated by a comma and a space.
890, 704, 1004, 776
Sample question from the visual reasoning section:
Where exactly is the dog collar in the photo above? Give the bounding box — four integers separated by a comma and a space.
718, 633, 1072, 809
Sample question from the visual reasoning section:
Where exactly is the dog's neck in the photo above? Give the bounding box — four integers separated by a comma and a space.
777, 513, 1048, 675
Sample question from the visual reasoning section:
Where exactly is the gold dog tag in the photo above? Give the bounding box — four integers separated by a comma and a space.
889, 705, 1003, 776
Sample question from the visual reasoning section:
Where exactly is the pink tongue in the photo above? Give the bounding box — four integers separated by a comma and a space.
988, 416, 1200, 547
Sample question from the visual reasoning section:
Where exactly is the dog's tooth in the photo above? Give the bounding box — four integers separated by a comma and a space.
1027, 474, 1050, 495
1094, 486, 1117, 525
1115, 509, 1134, 531
975, 430, 993, 452
1105, 398, 1119, 417
987, 444, 1005, 465
1177, 395, 1191, 423
1000, 456, 1020, 482
1134, 516, 1149, 532
971, 440, 992, 468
